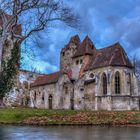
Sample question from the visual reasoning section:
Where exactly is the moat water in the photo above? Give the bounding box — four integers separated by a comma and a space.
0, 125, 140, 140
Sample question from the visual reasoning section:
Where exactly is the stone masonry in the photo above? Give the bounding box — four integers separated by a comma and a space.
29, 35, 140, 110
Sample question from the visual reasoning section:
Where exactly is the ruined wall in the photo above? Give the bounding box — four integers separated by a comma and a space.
71, 55, 93, 80
74, 79, 85, 110
4, 70, 41, 107
56, 74, 73, 109
60, 35, 80, 73
28, 65, 139, 111
30, 73, 73, 109
60, 39, 80, 72
72, 56, 84, 79
30, 84, 56, 109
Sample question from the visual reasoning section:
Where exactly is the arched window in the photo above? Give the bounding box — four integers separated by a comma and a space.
65, 86, 68, 94
34, 92, 36, 101
42, 93, 45, 102
128, 73, 132, 95
115, 72, 121, 94
90, 73, 94, 78
48, 95, 53, 109
102, 73, 107, 95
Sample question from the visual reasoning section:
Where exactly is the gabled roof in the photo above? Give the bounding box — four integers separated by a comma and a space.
69, 35, 80, 46
31, 71, 62, 87
86, 42, 133, 70
73, 36, 95, 58
64, 35, 80, 50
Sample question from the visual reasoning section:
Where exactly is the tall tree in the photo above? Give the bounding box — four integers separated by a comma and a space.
0, 0, 78, 102
132, 54, 140, 81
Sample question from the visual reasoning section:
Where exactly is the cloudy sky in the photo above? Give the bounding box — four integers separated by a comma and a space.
21, 0, 140, 74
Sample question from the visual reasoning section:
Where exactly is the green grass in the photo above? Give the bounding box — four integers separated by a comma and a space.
0, 108, 140, 125
0, 108, 78, 123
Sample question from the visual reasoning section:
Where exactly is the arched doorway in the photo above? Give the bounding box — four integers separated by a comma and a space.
48, 95, 53, 109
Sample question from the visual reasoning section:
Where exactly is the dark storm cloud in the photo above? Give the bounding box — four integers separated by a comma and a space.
22, 0, 140, 73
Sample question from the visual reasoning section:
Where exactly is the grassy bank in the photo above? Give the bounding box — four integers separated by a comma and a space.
0, 108, 140, 125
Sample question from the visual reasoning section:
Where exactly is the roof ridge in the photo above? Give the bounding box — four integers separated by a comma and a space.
31, 71, 62, 87
42, 71, 61, 76
118, 44, 127, 65
98, 42, 120, 51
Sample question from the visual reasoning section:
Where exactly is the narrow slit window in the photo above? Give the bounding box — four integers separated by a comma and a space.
80, 59, 83, 64
76, 60, 79, 65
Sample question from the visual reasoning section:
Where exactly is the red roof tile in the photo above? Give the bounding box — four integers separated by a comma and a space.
86, 42, 133, 70
73, 36, 95, 58
31, 71, 62, 87
64, 35, 80, 50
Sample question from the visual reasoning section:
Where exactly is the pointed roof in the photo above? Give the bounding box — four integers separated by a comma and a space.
69, 35, 80, 46
73, 36, 95, 58
64, 35, 80, 49
86, 42, 133, 70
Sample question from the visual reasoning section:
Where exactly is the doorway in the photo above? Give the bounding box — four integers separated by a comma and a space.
48, 95, 53, 109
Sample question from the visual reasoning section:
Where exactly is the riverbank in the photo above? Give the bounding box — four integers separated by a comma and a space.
0, 108, 140, 126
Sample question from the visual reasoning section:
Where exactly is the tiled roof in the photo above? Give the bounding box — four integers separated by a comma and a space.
86, 42, 133, 70
31, 71, 62, 87
31, 36, 133, 88
84, 79, 96, 85
64, 35, 80, 50
73, 36, 95, 58
69, 35, 80, 46
72, 36, 133, 69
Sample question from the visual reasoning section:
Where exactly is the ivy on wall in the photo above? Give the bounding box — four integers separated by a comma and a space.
0, 41, 19, 99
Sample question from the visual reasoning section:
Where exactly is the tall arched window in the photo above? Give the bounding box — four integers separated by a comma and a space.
42, 93, 45, 102
102, 73, 107, 95
128, 73, 132, 95
48, 95, 53, 109
34, 92, 36, 101
115, 72, 121, 94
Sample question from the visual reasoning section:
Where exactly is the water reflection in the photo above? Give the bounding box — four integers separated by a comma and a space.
0, 125, 140, 140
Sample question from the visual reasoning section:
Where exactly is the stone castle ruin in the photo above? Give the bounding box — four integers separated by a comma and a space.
29, 35, 139, 110
0, 13, 139, 110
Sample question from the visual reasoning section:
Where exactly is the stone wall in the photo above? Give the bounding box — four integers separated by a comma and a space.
29, 66, 139, 111
72, 56, 83, 79
3, 70, 41, 107
95, 96, 139, 110
30, 73, 74, 109
73, 66, 139, 111
60, 43, 77, 72
85, 66, 139, 96
30, 84, 56, 109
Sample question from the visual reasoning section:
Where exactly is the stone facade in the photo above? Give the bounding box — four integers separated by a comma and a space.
29, 35, 140, 110
3, 70, 42, 107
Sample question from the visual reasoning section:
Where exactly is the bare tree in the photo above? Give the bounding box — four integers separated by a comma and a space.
132, 54, 140, 81
0, 0, 78, 102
